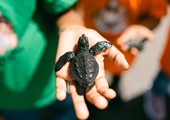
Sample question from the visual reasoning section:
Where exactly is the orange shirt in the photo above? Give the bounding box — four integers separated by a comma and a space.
77, 0, 167, 74
160, 26, 170, 77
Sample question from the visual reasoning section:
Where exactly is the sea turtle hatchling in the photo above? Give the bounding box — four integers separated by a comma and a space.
125, 38, 148, 51
55, 34, 112, 95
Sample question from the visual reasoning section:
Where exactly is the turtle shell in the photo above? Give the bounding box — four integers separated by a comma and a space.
70, 52, 99, 93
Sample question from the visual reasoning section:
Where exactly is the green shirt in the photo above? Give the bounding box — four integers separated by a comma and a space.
0, 0, 77, 110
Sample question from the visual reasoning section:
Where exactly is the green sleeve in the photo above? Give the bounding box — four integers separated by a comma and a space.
43, 0, 77, 14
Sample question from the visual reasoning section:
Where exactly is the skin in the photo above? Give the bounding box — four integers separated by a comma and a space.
55, 9, 129, 120
75, 2, 156, 56
0, 22, 18, 55
116, 12, 163, 55
117, 25, 154, 55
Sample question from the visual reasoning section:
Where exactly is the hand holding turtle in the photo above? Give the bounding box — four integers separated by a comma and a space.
117, 25, 154, 55
55, 25, 129, 119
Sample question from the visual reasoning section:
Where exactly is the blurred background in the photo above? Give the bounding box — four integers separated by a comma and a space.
86, 4, 170, 120
119, 5, 170, 102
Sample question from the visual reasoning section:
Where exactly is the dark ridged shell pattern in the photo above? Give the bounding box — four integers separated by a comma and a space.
70, 52, 99, 88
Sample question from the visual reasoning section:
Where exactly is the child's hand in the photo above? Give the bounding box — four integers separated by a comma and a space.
117, 25, 154, 55
55, 25, 129, 120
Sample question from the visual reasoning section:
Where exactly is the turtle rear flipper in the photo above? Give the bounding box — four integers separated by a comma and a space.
55, 52, 75, 72
86, 82, 95, 92
75, 81, 86, 95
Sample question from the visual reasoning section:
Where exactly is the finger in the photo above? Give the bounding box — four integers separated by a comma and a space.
95, 76, 116, 100
139, 28, 154, 41
119, 43, 129, 52
108, 46, 129, 70
56, 77, 67, 101
85, 85, 109, 110
130, 48, 139, 55
69, 81, 89, 120
116, 31, 135, 45
117, 26, 154, 45
85, 31, 129, 70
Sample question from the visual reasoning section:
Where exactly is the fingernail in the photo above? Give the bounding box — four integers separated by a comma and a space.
115, 53, 129, 70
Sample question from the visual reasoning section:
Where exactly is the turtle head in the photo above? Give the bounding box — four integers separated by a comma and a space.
78, 34, 89, 52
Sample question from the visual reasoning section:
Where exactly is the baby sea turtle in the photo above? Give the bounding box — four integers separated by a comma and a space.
55, 34, 112, 95
126, 38, 148, 51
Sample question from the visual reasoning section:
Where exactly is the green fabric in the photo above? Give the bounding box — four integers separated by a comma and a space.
0, 0, 77, 109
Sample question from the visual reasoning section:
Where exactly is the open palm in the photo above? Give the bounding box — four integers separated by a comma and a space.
55, 25, 129, 119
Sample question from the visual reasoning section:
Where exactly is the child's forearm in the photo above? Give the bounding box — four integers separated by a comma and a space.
56, 8, 84, 33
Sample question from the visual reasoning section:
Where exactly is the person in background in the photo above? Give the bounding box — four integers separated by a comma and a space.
0, 0, 130, 120
144, 1, 170, 119
76, 0, 167, 100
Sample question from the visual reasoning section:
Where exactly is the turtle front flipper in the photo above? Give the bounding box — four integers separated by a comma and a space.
55, 52, 75, 72
89, 41, 112, 56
